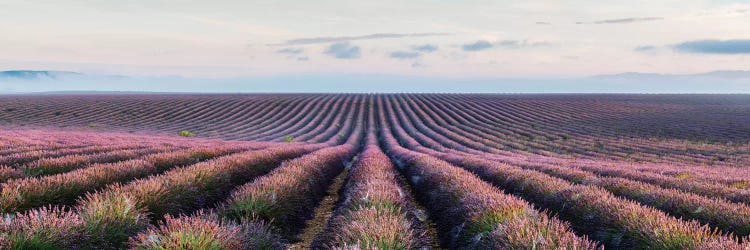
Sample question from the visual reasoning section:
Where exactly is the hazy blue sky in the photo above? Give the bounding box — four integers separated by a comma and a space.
1, 0, 749, 79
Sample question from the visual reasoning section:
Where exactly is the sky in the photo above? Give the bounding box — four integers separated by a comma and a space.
0, 0, 749, 91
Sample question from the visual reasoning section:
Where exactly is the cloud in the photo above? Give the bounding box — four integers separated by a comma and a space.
578, 17, 664, 24
275, 48, 304, 54
389, 51, 421, 59
412, 44, 438, 52
273, 33, 449, 45
496, 40, 534, 48
297, 56, 309, 61
673, 39, 750, 54
387, 44, 437, 60
411, 62, 427, 68
635, 45, 658, 53
536, 21, 551, 25
596, 17, 664, 24
462, 40, 494, 51
324, 42, 361, 59
462, 40, 550, 51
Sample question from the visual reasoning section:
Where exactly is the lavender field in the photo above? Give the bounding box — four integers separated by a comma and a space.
1, 94, 750, 249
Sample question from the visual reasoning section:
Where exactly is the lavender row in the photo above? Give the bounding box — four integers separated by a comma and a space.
375, 104, 598, 250
501, 157, 750, 236
314, 144, 428, 249
20, 146, 175, 178
0, 144, 321, 249
0, 146, 249, 213
572, 162, 750, 206
436, 153, 743, 249
0, 144, 148, 167
130, 144, 356, 249
385, 146, 597, 248
131, 112, 366, 248
221, 145, 355, 237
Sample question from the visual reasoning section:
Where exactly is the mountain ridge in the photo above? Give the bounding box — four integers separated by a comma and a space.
0, 70, 83, 80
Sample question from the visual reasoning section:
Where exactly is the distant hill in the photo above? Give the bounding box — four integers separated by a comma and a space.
592, 70, 750, 81
699, 71, 750, 79
0, 70, 83, 80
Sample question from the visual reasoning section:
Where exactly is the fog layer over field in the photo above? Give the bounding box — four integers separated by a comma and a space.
2, 71, 750, 93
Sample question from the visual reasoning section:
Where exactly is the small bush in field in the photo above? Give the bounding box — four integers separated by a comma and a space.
283, 136, 294, 142
178, 130, 194, 137
88, 122, 96, 128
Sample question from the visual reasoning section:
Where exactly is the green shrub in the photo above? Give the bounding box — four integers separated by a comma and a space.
178, 130, 194, 137
283, 136, 294, 142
